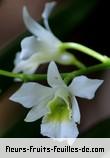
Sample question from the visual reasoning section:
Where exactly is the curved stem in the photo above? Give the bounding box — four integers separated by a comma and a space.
60, 42, 109, 63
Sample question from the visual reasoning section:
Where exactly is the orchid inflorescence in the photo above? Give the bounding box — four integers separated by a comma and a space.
0, 1, 110, 143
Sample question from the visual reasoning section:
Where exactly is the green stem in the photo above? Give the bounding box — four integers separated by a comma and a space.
0, 61, 110, 83
60, 42, 109, 63
71, 56, 86, 69
0, 69, 47, 81
64, 61, 110, 84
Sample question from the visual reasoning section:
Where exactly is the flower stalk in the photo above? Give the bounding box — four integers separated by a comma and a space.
60, 42, 109, 63
0, 59, 110, 83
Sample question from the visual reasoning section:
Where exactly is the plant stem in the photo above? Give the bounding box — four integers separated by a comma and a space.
71, 56, 86, 69
64, 61, 110, 84
60, 42, 109, 63
0, 69, 47, 81
0, 61, 110, 83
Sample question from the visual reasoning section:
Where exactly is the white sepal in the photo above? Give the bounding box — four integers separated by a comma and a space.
69, 75, 103, 99
10, 82, 53, 108
47, 61, 66, 88
42, 1, 57, 30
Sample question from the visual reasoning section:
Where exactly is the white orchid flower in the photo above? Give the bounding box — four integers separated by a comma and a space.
10, 61, 103, 140
13, 2, 74, 74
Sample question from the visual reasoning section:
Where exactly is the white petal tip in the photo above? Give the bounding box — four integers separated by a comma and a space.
42, 1, 57, 18
49, 61, 56, 68
45, 1, 57, 8
23, 6, 28, 20
9, 95, 17, 102
23, 6, 28, 15
24, 112, 33, 122
24, 112, 39, 123
88, 79, 104, 99
24, 117, 32, 122
22, 6, 32, 31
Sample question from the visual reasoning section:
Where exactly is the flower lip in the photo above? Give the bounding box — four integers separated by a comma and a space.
46, 96, 71, 122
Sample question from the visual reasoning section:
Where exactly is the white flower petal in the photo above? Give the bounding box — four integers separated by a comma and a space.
47, 61, 66, 88
20, 36, 58, 58
10, 82, 53, 108
23, 6, 60, 47
42, 1, 56, 30
20, 36, 38, 59
72, 97, 80, 124
25, 96, 52, 122
14, 52, 57, 74
69, 75, 103, 99
42, 1, 56, 21
23, 6, 49, 38
12, 56, 39, 74
13, 52, 21, 65
41, 120, 79, 138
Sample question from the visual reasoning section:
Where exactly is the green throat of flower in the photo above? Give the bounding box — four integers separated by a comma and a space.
46, 96, 71, 122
